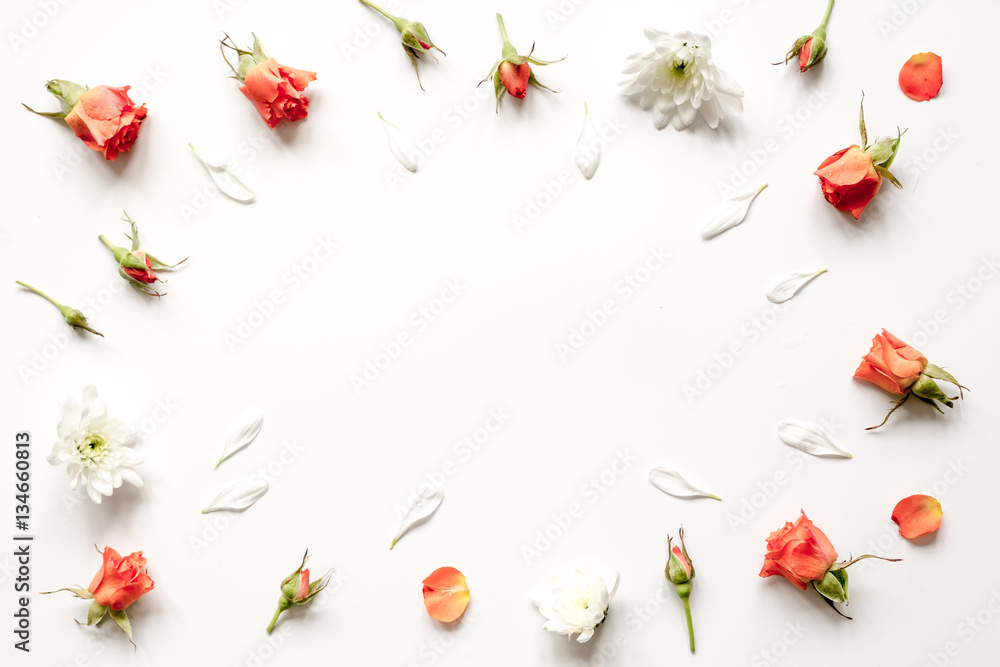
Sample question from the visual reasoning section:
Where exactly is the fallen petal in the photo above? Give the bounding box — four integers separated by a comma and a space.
390, 484, 444, 549
572, 102, 601, 180
701, 184, 767, 239
201, 476, 269, 513
766, 269, 827, 304
777, 419, 852, 458
216, 409, 264, 467
648, 467, 721, 500
899, 53, 943, 101
379, 112, 419, 173
189, 144, 255, 203
892, 494, 942, 538
422, 566, 470, 622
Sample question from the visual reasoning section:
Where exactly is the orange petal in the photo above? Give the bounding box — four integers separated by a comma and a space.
899, 52, 943, 101
422, 566, 470, 622
892, 494, 943, 538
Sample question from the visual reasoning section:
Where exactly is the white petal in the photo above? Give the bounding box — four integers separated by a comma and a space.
766, 269, 828, 304
389, 484, 444, 549
649, 467, 721, 500
701, 184, 768, 239
777, 420, 852, 459
189, 144, 255, 203
216, 409, 264, 467
572, 103, 601, 180
201, 476, 269, 513
119, 468, 144, 488
378, 112, 419, 173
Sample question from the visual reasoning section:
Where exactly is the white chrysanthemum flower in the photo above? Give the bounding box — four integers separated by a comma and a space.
621, 29, 744, 131
47, 385, 143, 504
532, 565, 620, 643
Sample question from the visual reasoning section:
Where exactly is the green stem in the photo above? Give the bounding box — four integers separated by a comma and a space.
98, 234, 119, 253
496, 13, 509, 44
359, 0, 408, 32
818, 0, 835, 30
682, 597, 695, 653
266, 607, 283, 634
15, 281, 62, 308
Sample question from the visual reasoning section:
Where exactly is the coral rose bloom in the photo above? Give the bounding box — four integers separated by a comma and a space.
64, 85, 147, 161
854, 329, 928, 395
88, 547, 155, 611
814, 145, 882, 219
759, 511, 838, 590
239, 58, 317, 129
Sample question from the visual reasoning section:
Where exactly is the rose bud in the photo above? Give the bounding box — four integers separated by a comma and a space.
665, 528, 698, 652
815, 97, 904, 219
358, 0, 444, 90
23, 80, 147, 161
775, 0, 834, 73
15, 281, 103, 337
220, 34, 316, 130
98, 212, 186, 297
267, 550, 334, 633
854, 329, 967, 429
759, 511, 899, 619
43, 547, 154, 643
480, 13, 565, 112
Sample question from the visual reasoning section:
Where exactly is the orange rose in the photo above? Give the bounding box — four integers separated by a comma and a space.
239, 58, 317, 130
64, 86, 147, 161
88, 547, 155, 611
814, 145, 882, 219
853, 329, 927, 395
759, 511, 838, 590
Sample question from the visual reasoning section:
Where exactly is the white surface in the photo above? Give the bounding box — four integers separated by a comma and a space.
3, 0, 999, 665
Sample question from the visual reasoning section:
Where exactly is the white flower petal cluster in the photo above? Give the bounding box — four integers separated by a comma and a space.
532, 565, 620, 643
622, 29, 744, 130
47, 385, 143, 504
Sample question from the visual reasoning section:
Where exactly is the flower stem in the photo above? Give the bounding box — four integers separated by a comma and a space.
266, 607, 283, 634
496, 13, 510, 44
98, 234, 119, 253
358, 0, 394, 20
682, 597, 695, 653
15, 281, 62, 308
359, 0, 408, 32
818, 0, 835, 30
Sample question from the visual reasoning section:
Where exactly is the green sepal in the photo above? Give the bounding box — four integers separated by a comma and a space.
874, 165, 903, 189
911, 375, 955, 409
251, 33, 268, 66
922, 364, 966, 397
47, 79, 87, 115
492, 71, 504, 113
775, 35, 810, 66
859, 95, 868, 148
108, 608, 135, 645
60, 306, 103, 337
44, 586, 93, 600
86, 600, 109, 626
528, 70, 558, 94
813, 569, 848, 604
527, 50, 566, 66
866, 128, 904, 169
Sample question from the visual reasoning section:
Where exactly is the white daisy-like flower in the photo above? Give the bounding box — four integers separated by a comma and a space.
532, 565, 620, 643
621, 29, 744, 131
47, 385, 143, 504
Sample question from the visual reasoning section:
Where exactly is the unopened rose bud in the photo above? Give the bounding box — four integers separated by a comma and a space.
99, 212, 186, 297
665, 528, 697, 652
359, 1, 444, 90
775, 0, 834, 74
267, 550, 334, 633
15, 281, 103, 337
480, 14, 564, 112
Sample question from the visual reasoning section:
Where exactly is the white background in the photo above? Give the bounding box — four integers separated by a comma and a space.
3, 0, 999, 665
